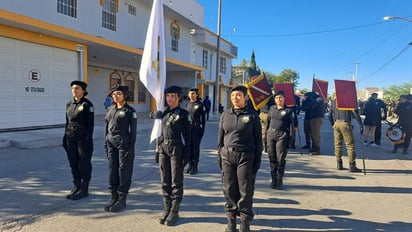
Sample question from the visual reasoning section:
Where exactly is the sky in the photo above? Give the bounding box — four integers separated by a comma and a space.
196, 0, 412, 93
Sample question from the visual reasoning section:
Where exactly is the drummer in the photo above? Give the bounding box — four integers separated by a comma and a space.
392, 95, 412, 154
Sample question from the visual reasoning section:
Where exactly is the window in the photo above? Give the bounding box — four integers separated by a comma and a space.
202, 50, 208, 69
57, 0, 77, 18
128, 4, 136, 16
102, 0, 117, 31
137, 79, 146, 104
110, 71, 121, 88
124, 73, 135, 102
220, 57, 227, 74
170, 22, 180, 52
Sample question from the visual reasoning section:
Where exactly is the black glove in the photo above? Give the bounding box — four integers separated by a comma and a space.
155, 153, 159, 163
253, 155, 261, 174
182, 157, 189, 167
149, 111, 163, 119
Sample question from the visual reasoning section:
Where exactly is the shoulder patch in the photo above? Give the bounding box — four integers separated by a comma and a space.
89, 106, 94, 112
132, 112, 137, 119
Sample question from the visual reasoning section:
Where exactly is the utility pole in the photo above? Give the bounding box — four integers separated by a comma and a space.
213, 0, 222, 114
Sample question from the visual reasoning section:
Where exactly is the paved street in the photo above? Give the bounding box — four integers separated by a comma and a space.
0, 114, 411, 232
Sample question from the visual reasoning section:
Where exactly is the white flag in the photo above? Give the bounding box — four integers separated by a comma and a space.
139, 0, 166, 143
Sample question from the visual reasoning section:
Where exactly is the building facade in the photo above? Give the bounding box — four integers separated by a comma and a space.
0, 0, 237, 130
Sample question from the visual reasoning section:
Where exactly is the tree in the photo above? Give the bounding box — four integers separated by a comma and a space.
249, 49, 261, 77
275, 69, 300, 88
383, 82, 412, 101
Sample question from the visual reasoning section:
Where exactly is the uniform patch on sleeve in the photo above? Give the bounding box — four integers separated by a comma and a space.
89, 106, 94, 112
188, 115, 192, 123
132, 112, 137, 118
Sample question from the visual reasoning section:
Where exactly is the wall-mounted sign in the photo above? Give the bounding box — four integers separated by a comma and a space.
25, 86, 45, 93
29, 69, 41, 82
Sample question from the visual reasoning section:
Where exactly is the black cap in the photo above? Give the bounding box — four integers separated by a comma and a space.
371, 93, 378, 96
111, 84, 129, 100
165, 85, 182, 95
71, 80, 87, 90
231, 85, 247, 95
274, 90, 285, 97
188, 87, 199, 93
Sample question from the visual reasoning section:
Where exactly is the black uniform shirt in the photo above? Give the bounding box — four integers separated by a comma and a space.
266, 105, 294, 132
105, 103, 137, 145
218, 107, 263, 154
161, 106, 191, 145
65, 97, 94, 139
186, 100, 205, 127
395, 102, 412, 128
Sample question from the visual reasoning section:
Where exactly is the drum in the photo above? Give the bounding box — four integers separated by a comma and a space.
385, 125, 405, 145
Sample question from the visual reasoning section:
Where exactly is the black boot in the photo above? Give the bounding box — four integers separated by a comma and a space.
276, 174, 283, 190
349, 162, 362, 173
189, 161, 198, 175
239, 216, 251, 232
109, 193, 127, 212
159, 198, 171, 224
104, 191, 119, 212
65, 180, 81, 199
337, 159, 343, 170
185, 161, 193, 174
70, 181, 89, 200
165, 199, 181, 226
269, 174, 277, 189
225, 212, 236, 232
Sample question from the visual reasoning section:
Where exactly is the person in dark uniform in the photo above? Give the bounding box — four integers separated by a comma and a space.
301, 94, 312, 149
217, 85, 262, 232
265, 90, 296, 190
363, 94, 382, 146
185, 88, 205, 175
289, 94, 301, 149
371, 93, 387, 145
63, 80, 94, 201
301, 92, 324, 155
203, 96, 211, 121
156, 85, 191, 226
259, 97, 274, 152
103, 85, 137, 212
392, 94, 412, 154
328, 99, 363, 172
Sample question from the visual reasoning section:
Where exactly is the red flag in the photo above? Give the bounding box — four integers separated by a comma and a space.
334, 80, 358, 110
274, 83, 295, 107
245, 73, 272, 110
312, 78, 328, 99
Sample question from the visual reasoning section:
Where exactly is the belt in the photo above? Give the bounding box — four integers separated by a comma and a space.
225, 146, 249, 152
164, 139, 179, 144
269, 128, 286, 132
335, 120, 350, 123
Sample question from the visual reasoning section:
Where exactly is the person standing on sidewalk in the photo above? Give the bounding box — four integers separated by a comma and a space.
363, 94, 382, 147
203, 96, 211, 121
103, 85, 137, 212
155, 85, 191, 226
217, 85, 262, 232
185, 88, 206, 175
265, 90, 296, 190
392, 94, 412, 154
372, 93, 387, 145
63, 80, 94, 201
301, 92, 324, 155
328, 99, 363, 172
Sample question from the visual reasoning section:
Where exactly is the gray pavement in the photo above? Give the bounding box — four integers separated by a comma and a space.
0, 113, 411, 232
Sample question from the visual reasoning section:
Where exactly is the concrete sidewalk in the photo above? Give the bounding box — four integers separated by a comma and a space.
0, 115, 411, 232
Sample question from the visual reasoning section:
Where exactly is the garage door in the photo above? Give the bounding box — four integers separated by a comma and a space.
0, 36, 78, 130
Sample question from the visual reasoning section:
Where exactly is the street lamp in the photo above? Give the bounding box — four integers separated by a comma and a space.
383, 16, 412, 22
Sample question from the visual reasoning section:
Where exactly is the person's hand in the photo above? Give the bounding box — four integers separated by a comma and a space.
155, 153, 159, 163
253, 156, 261, 174
359, 126, 364, 135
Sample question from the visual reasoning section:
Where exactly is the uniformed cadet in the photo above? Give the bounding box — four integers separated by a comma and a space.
104, 85, 137, 212
63, 80, 94, 201
301, 92, 325, 155
156, 85, 191, 226
392, 94, 412, 154
185, 87, 206, 175
288, 94, 301, 149
217, 85, 262, 232
328, 99, 363, 172
259, 97, 274, 152
265, 90, 296, 190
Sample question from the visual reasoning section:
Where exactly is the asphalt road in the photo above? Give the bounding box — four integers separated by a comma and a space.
0, 115, 411, 232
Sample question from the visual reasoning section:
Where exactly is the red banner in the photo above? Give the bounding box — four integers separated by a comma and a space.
312, 78, 328, 99
334, 80, 358, 110
273, 83, 295, 107
245, 73, 272, 110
